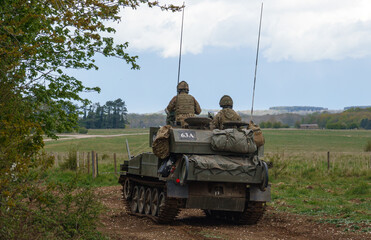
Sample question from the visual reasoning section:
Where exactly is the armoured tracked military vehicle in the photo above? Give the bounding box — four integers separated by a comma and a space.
119, 117, 270, 224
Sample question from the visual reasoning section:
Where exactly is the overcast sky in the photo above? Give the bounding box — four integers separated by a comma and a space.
70, 0, 371, 113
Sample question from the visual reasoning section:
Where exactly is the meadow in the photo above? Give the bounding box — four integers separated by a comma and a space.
44, 128, 371, 232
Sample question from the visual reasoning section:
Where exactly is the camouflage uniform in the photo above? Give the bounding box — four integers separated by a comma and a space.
212, 95, 241, 129
166, 81, 201, 127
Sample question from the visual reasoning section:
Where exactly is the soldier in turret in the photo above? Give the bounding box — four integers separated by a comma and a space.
213, 95, 241, 129
166, 81, 201, 127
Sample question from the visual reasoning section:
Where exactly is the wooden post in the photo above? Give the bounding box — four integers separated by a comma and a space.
52, 152, 56, 167
87, 152, 90, 174
96, 152, 99, 176
56, 152, 59, 167
92, 151, 95, 178
327, 151, 330, 170
114, 153, 117, 174
76, 151, 79, 169
82, 152, 85, 168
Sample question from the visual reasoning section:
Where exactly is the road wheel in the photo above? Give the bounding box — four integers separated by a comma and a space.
158, 192, 166, 213
144, 188, 152, 215
123, 178, 132, 200
131, 186, 139, 213
138, 186, 146, 213
151, 188, 159, 216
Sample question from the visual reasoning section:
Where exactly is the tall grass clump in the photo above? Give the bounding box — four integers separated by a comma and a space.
60, 147, 78, 170
364, 140, 371, 152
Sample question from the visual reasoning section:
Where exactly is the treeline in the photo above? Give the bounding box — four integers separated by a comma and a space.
302, 107, 371, 129
127, 113, 166, 128
240, 113, 303, 128
79, 98, 128, 129
77, 103, 371, 130
259, 121, 290, 128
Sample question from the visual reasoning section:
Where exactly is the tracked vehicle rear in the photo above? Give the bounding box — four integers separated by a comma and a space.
119, 117, 270, 224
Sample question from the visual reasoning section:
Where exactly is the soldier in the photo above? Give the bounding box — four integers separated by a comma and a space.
213, 95, 241, 129
166, 81, 201, 127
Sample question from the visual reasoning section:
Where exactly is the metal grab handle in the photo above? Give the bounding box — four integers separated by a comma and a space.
180, 155, 189, 185
261, 161, 269, 191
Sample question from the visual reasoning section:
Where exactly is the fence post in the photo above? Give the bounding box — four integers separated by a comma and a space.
82, 152, 85, 168
56, 152, 59, 167
87, 152, 90, 174
96, 152, 99, 177
52, 152, 57, 167
114, 153, 117, 174
92, 151, 96, 178
327, 151, 330, 170
76, 151, 79, 169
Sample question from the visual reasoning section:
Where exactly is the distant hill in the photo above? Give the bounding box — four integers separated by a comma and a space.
269, 106, 328, 112
127, 112, 303, 128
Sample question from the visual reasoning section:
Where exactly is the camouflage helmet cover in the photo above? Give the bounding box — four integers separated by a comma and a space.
219, 95, 233, 107
177, 81, 189, 92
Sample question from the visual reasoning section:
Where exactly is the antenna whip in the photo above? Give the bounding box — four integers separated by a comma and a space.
176, 2, 185, 87
174, 2, 185, 125
250, 2, 263, 122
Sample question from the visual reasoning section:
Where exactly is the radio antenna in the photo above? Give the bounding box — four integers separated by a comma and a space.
176, 2, 185, 87
174, 2, 185, 125
250, 2, 263, 122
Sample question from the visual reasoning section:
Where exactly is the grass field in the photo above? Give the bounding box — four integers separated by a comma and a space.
45, 128, 371, 154
44, 128, 371, 232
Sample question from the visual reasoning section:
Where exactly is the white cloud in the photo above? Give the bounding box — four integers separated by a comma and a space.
113, 0, 371, 61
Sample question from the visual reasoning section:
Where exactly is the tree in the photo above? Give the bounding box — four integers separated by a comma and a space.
0, 1, 181, 237
79, 98, 128, 129
1, 0, 179, 137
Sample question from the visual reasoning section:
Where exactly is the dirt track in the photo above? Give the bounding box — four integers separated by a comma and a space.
44, 133, 148, 141
96, 186, 369, 240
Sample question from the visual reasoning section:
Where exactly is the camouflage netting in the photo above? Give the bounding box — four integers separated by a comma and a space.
248, 122, 265, 147
211, 128, 257, 153
152, 125, 172, 159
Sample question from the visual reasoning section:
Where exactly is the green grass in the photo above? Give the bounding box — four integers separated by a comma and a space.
268, 151, 371, 232
45, 132, 151, 155
263, 129, 371, 153
45, 129, 371, 154
45, 164, 119, 187
43, 128, 371, 231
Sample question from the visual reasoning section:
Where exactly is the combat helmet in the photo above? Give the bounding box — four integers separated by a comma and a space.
177, 81, 189, 93
219, 95, 233, 108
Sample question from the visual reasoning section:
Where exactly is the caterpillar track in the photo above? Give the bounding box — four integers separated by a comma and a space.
203, 201, 266, 225
121, 176, 180, 224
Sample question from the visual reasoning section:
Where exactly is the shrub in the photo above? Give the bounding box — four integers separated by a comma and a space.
0, 175, 104, 240
78, 127, 88, 134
